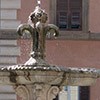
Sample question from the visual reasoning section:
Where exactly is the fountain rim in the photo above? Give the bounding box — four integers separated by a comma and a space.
1, 64, 100, 78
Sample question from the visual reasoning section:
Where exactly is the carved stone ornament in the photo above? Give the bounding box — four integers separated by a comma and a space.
47, 86, 60, 100
14, 85, 30, 100
17, 2, 59, 61
14, 84, 59, 100
32, 84, 44, 100
32, 84, 60, 100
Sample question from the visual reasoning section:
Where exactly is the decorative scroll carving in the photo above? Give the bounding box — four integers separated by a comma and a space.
14, 85, 30, 100
14, 84, 60, 100
32, 84, 60, 100
47, 86, 60, 100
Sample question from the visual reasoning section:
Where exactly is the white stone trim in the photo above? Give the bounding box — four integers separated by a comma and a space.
1, 20, 21, 29
59, 90, 68, 100
0, 57, 17, 64
59, 86, 79, 100
0, 65, 16, 68
0, 40, 17, 46
0, 86, 16, 100
0, 0, 21, 29
0, 85, 15, 93
0, 46, 20, 56
1, 10, 17, 20
0, 94, 16, 100
1, 0, 21, 9
70, 86, 79, 100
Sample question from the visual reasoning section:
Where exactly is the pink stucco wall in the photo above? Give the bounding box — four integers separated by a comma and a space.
17, 0, 36, 23
90, 80, 100, 100
89, 0, 100, 33
46, 40, 100, 68
18, 0, 50, 23
18, 39, 100, 68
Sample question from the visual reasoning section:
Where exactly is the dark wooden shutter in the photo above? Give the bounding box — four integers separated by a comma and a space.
70, 0, 82, 30
56, 0, 68, 29
79, 86, 90, 100
56, 0, 82, 30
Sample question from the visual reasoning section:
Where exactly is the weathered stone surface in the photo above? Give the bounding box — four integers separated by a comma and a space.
0, 66, 99, 86
14, 84, 59, 100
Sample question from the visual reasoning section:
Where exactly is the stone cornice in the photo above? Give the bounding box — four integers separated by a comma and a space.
1, 30, 100, 40
51, 32, 100, 40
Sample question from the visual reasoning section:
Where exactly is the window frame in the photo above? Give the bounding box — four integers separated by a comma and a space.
50, 0, 89, 33
56, 0, 82, 31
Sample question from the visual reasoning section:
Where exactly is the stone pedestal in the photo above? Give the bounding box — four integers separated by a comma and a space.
14, 84, 59, 100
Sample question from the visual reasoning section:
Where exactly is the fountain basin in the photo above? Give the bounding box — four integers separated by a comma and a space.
0, 65, 99, 86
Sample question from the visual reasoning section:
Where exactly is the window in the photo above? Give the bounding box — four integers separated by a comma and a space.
79, 86, 90, 100
56, 0, 82, 30
54, 86, 79, 100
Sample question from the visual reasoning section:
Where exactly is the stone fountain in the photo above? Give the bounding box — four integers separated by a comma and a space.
0, 1, 100, 100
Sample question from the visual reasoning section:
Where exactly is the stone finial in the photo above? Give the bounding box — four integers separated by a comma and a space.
37, 0, 41, 7
17, 4, 59, 64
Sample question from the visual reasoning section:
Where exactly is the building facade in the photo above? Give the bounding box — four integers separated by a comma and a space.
0, 0, 100, 100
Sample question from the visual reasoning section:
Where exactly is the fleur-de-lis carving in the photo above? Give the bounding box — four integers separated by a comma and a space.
17, 5, 59, 59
